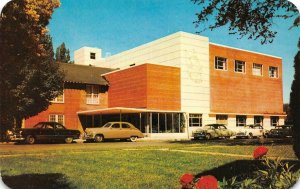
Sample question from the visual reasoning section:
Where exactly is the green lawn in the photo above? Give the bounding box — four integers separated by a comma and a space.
0, 141, 298, 189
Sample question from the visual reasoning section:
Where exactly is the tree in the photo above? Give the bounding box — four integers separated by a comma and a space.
0, 0, 64, 137
192, 0, 298, 44
55, 42, 71, 63
290, 39, 300, 159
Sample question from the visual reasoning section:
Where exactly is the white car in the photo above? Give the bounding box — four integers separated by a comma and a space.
235, 124, 265, 139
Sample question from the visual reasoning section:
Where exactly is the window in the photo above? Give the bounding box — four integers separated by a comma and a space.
270, 116, 279, 127
254, 116, 264, 126
215, 57, 227, 70
51, 93, 64, 103
269, 66, 278, 78
253, 63, 263, 76
235, 60, 246, 73
122, 123, 131, 129
49, 114, 64, 125
86, 85, 99, 104
189, 114, 202, 127
216, 115, 228, 125
90, 52, 96, 59
111, 123, 120, 129
236, 115, 246, 127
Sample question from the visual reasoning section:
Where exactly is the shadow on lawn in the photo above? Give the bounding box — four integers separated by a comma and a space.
195, 159, 300, 180
1, 173, 74, 189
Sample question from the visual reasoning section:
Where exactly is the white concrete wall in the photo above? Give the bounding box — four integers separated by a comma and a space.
74, 47, 104, 66
104, 32, 210, 115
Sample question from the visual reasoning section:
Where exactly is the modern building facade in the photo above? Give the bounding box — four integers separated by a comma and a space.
25, 32, 285, 139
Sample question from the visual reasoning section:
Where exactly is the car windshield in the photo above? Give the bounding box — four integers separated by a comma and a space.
102, 123, 112, 128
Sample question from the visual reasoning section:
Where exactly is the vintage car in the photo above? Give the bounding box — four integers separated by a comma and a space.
235, 124, 266, 139
7, 122, 81, 144
265, 125, 293, 138
84, 122, 144, 142
192, 124, 235, 140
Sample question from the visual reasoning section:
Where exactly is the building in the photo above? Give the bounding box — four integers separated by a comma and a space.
25, 32, 285, 139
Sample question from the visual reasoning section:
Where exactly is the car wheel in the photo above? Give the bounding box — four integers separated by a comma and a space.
26, 135, 35, 144
65, 137, 73, 144
94, 135, 104, 143
130, 136, 138, 142
248, 133, 253, 139
205, 133, 211, 140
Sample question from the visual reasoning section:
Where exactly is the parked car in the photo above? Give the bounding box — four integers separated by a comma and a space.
235, 124, 266, 139
265, 125, 293, 138
84, 122, 144, 142
192, 124, 235, 140
7, 122, 81, 144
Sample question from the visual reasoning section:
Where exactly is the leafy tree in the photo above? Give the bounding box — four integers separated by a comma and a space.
192, 0, 298, 44
290, 39, 300, 159
55, 42, 71, 63
0, 0, 64, 137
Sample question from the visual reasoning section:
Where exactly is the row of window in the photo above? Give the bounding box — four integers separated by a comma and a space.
215, 57, 279, 78
51, 84, 99, 105
189, 114, 279, 127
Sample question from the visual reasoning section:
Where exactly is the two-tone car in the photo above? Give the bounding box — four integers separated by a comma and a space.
235, 124, 266, 139
7, 122, 81, 144
84, 122, 144, 142
192, 124, 236, 140
265, 125, 293, 138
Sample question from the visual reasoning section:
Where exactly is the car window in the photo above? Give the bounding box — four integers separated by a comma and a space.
219, 126, 226, 129
55, 124, 65, 130
111, 124, 120, 129
102, 123, 112, 128
122, 123, 131, 129
33, 123, 44, 129
45, 124, 54, 129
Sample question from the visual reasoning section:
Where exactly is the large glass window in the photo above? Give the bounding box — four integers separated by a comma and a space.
271, 116, 279, 127
269, 66, 278, 78
150, 113, 184, 133
236, 115, 246, 127
235, 60, 246, 73
215, 57, 227, 70
189, 114, 202, 127
253, 63, 263, 76
216, 115, 228, 125
86, 85, 99, 104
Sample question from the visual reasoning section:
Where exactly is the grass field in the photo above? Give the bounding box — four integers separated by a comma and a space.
0, 141, 299, 189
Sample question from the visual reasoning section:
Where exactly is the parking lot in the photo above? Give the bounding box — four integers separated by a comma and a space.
0, 137, 293, 152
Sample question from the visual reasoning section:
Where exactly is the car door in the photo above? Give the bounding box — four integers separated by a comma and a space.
54, 123, 67, 141
218, 125, 227, 137
40, 123, 55, 141
121, 123, 133, 138
105, 123, 121, 139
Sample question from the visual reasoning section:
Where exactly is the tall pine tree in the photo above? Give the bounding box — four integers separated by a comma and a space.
290, 38, 300, 159
0, 0, 64, 137
55, 42, 71, 63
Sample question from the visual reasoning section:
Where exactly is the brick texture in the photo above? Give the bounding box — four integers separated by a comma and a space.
209, 44, 284, 114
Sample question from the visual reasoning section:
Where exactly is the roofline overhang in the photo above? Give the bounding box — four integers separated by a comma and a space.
77, 107, 183, 115
209, 112, 287, 117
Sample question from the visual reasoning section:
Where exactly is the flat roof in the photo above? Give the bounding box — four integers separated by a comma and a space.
209, 42, 282, 59
77, 107, 183, 115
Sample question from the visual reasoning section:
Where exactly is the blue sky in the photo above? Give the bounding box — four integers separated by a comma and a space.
48, 0, 299, 103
